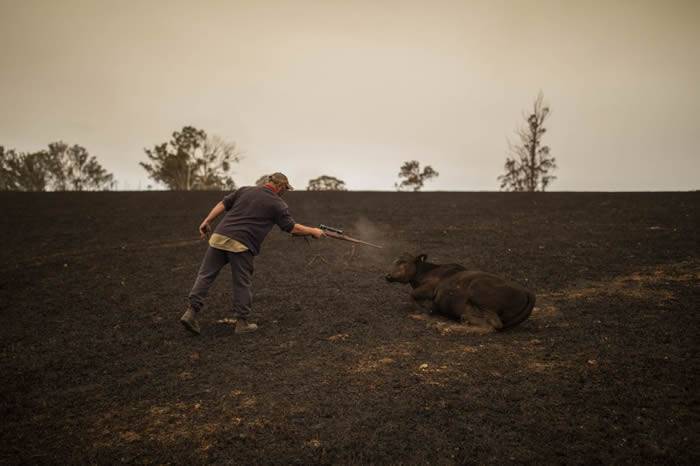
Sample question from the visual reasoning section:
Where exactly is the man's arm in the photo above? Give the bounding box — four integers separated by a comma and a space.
274, 202, 324, 239
198, 201, 225, 239
291, 223, 325, 239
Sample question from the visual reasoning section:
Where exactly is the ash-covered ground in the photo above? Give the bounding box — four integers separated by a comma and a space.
0, 191, 698, 464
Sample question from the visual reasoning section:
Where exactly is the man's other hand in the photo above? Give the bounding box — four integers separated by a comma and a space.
311, 227, 326, 239
199, 221, 211, 240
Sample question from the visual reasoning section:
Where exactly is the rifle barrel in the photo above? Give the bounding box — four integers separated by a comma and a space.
324, 230, 383, 249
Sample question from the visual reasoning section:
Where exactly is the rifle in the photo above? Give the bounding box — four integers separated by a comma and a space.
319, 224, 383, 249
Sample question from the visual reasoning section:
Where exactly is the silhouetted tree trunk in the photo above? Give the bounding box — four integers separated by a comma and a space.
498, 92, 556, 192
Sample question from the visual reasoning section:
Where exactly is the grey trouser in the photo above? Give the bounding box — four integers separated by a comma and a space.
188, 246, 254, 318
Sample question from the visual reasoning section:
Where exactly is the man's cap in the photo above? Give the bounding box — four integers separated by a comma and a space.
268, 172, 294, 191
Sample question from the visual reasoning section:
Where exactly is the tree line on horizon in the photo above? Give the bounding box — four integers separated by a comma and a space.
0, 143, 115, 192
0, 93, 555, 192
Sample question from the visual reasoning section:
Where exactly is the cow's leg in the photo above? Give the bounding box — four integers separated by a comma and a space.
435, 290, 473, 322
461, 303, 503, 330
410, 286, 436, 313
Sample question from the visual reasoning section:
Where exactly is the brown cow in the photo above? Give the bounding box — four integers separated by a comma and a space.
385, 253, 535, 331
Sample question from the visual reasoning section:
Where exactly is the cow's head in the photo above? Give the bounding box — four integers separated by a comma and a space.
385, 253, 427, 283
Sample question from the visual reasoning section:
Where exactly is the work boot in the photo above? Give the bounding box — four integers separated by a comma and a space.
235, 318, 258, 334
180, 306, 201, 335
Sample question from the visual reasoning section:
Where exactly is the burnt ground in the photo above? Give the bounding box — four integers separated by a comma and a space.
0, 191, 698, 464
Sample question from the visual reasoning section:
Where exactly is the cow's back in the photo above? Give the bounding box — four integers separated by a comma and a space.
416, 264, 466, 290
443, 270, 535, 328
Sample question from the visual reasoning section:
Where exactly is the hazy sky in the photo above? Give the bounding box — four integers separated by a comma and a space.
1, 0, 698, 190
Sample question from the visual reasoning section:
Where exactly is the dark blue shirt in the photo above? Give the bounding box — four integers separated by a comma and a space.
214, 186, 296, 255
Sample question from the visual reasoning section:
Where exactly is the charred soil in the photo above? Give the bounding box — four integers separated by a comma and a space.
1, 191, 698, 464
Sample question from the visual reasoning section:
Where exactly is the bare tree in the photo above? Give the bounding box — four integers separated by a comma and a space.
141, 126, 240, 190
498, 92, 556, 192
307, 175, 347, 191
47, 142, 115, 191
395, 160, 439, 191
195, 136, 238, 190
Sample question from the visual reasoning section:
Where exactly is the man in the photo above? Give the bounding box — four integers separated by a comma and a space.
180, 172, 324, 335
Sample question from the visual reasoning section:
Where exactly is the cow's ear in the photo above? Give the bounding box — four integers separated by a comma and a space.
417, 254, 427, 262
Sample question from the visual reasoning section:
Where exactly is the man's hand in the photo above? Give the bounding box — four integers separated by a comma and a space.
199, 221, 211, 240
291, 224, 326, 238
310, 227, 326, 239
